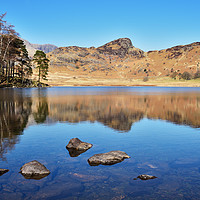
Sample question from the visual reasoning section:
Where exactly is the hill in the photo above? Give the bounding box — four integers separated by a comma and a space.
34, 38, 200, 86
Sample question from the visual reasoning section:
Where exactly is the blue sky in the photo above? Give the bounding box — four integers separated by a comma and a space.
1, 0, 200, 51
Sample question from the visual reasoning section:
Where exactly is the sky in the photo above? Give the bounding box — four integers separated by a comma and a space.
1, 0, 200, 51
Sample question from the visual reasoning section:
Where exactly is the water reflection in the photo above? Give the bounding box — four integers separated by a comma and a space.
0, 88, 200, 160
33, 89, 49, 124
20, 173, 50, 180
46, 94, 200, 130
66, 148, 90, 157
0, 89, 32, 160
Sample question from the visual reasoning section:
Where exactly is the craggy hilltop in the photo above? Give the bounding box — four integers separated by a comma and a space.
32, 38, 200, 86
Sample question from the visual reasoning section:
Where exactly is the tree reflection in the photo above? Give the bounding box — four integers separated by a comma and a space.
33, 101, 49, 123
0, 89, 32, 160
33, 89, 49, 124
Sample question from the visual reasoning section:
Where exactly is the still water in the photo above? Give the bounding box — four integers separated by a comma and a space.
0, 87, 200, 200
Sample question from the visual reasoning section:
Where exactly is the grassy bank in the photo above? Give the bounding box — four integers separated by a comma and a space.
0, 77, 49, 88
41, 73, 200, 87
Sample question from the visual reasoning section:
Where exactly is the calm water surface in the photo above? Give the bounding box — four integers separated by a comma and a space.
0, 87, 200, 200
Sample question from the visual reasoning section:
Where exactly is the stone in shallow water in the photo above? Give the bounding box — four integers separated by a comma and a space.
20, 160, 50, 180
66, 138, 93, 157
88, 150, 130, 166
0, 169, 9, 176
69, 173, 108, 182
134, 174, 157, 180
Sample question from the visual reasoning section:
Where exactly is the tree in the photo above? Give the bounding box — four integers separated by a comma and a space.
171, 72, 178, 79
0, 13, 19, 77
33, 50, 49, 85
194, 71, 200, 79
0, 13, 33, 87
181, 71, 192, 80
143, 76, 149, 82
14, 38, 32, 81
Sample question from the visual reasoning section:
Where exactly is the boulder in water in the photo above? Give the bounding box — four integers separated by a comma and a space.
66, 138, 93, 157
134, 174, 157, 180
20, 160, 50, 180
88, 150, 130, 166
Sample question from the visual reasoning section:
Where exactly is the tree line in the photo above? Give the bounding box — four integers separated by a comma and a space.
0, 13, 49, 87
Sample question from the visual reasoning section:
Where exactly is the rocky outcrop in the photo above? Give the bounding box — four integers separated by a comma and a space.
128, 46, 145, 58
66, 138, 93, 157
96, 38, 145, 58
0, 168, 9, 176
97, 38, 135, 58
134, 174, 157, 180
88, 150, 130, 166
20, 160, 50, 180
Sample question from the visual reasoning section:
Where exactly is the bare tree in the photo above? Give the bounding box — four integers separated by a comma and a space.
0, 13, 19, 80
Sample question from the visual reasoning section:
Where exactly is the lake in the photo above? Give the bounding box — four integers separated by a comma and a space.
0, 86, 200, 200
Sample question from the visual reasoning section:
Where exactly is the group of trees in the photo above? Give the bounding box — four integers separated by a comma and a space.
0, 13, 49, 87
171, 71, 200, 80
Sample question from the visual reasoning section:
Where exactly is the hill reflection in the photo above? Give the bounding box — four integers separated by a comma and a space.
45, 94, 200, 130
0, 88, 200, 159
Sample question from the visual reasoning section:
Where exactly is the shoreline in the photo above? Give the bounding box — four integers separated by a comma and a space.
1, 83, 200, 88
47, 81, 200, 87
1, 78, 200, 88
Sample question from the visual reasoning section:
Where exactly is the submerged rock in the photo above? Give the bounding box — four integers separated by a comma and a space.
66, 138, 93, 157
0, 169, 9, 176
134, 174, 157, 180
20, 160, 50, 180
88, 150, 130, 166
69, 172, 108, 182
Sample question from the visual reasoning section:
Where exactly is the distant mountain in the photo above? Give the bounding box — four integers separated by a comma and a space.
22, 39, 58, 57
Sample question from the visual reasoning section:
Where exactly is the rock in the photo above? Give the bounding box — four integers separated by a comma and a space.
134, 174, 157, 180
0, 169, 9, 176
20, 160, 50, 180
66, 138, 93, 157
128, 46, 145, 58
88, 150, 130, 166
97, 38, 133, 58
66, 138, 93, 150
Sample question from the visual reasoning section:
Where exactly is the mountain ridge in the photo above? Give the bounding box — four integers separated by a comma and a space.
47, 38, 200, 74
22, 39, 58, 57
31, 38, 200, 86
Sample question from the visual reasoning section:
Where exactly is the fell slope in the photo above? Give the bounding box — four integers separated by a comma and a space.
44, 38, 200, 86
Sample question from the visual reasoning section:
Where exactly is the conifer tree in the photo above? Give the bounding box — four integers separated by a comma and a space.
33, 50, 49, 85
13, 38, 32, 81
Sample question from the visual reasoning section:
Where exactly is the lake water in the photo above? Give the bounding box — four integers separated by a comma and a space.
0, 86, 200, 200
